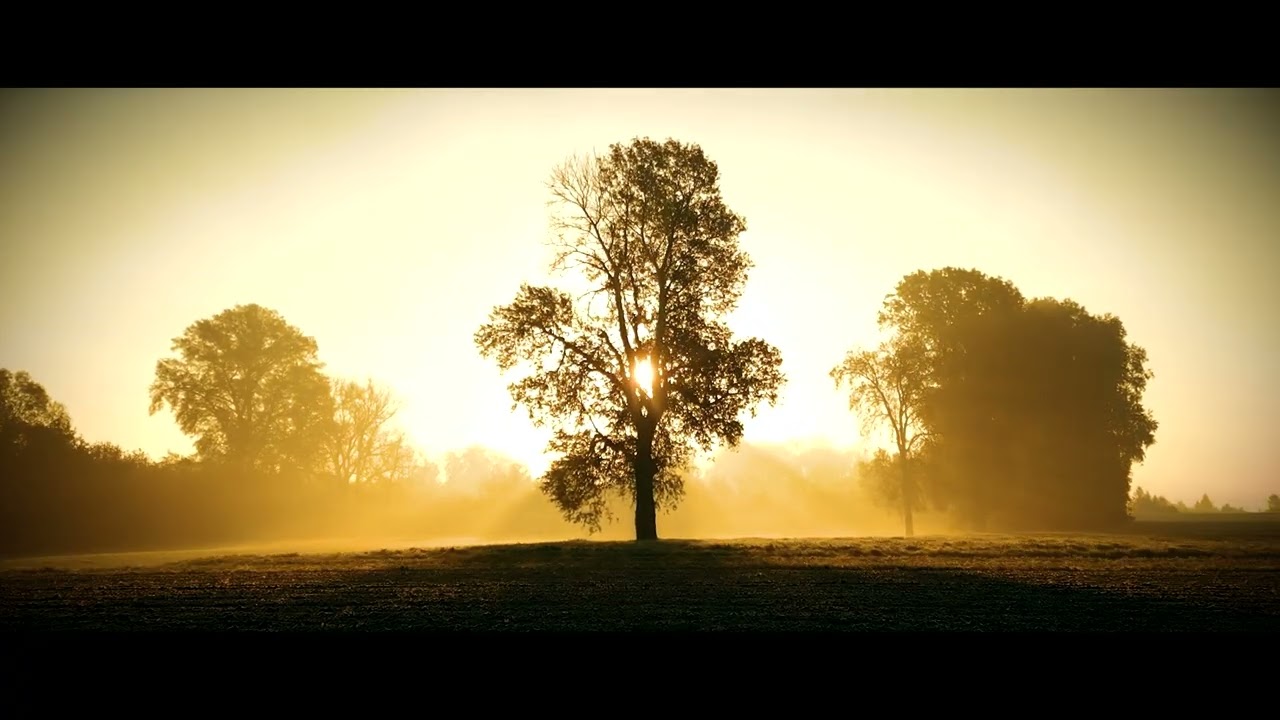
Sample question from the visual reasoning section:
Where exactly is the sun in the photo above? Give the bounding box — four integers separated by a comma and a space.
633, 356, 655, 397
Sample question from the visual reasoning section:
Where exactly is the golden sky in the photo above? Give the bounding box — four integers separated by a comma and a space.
2, 88, 1276, 509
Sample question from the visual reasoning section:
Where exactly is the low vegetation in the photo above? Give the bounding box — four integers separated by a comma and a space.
3, 522, 1276, 631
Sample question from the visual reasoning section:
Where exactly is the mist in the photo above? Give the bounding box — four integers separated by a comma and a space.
0, 434, 955, 560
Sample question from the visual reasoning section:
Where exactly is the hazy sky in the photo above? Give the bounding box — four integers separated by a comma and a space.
2, 88, 1276, 509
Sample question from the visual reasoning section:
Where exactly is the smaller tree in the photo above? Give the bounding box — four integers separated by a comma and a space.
1128, 485, 1181, 516
831, 337, 931, 537
1267, 494, 1280, 513
1194, 493, 1217, 513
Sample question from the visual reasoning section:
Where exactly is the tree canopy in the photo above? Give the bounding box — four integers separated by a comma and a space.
1, 368, 76, 449
869, 267, 1158, 530
149, 303, 335, 475
475, 137, 784, 540
1, 368, 81, 482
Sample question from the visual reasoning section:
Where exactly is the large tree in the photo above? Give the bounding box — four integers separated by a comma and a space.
149, 304, 334, 476
475, 138, 785, 540
831, 337, 931, 536
877, 268, 1158, 530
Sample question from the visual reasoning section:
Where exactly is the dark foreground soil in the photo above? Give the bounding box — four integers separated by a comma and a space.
2, 523, 1278, 631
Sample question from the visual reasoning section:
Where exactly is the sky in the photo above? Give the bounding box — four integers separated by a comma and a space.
2, 88, 1277, 509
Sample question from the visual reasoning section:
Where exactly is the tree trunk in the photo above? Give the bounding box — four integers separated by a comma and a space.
634, 426, 659, 542
900, 453, 914, 538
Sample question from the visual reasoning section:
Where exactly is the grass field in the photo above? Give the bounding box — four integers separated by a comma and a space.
2, 520, 1278, 631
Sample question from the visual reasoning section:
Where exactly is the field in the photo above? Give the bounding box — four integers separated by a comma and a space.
2, 520, 1278, 631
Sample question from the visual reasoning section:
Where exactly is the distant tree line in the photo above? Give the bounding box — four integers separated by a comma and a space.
0, 306, 587, 557
1, 364, 582, 556
1127, 486, 1276, 516
1, 355, 1274, 558
0, 354, 961, 556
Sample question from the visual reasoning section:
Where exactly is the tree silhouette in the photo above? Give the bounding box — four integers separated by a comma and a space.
1194, 493, 1216, 513
870, 268, 1025, 527
1, 368, 76, 451
831, 337, 931, 537
1, 368, 81, 491
325, 378, 415, 486
149, 304, 334, 476
877, 268, 1157, 530
1128, 486, 1181, 516
475, 138, 784, 540
1269, 494, 1280, 512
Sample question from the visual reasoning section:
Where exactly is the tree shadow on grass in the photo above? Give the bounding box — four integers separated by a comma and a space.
2, 539, 1276, 631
